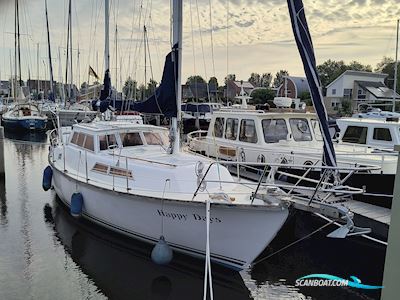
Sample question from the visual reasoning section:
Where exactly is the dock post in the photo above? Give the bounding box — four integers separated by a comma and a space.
0, 126, 4, 177
381, 145, 400, 299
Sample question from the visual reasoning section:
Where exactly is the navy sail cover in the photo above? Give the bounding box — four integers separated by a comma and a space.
287, 0, 337, 167
132, 43, 178, 118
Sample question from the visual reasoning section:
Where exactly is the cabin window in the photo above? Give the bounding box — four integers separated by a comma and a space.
99, 134, 118, 150
213, 117, 225, 138
120, 132, 143, 147
225, 118, 238, 140
144, 132, 168, 146
239, 119, 258, 143
84, 135, 95, 151
373, 128, 392, 142
262, 119, 288, 143
70, 132, 79, 145
342, 126, 368, 144
289, 118, 312, 142
310, 119, 323, 141
77, 133, 86, 147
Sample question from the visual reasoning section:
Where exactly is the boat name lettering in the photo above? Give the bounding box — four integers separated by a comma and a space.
156, 210, 222, 223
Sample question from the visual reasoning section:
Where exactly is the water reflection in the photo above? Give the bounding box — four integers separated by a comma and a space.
0, 135, 5, 225
46, 198, 251, 300
4, 130, 48, 144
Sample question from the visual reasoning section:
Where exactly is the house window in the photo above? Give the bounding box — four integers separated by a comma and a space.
357, 88, 366, 99
342, 126, 368, 144
344, 89, 352, 97
239, 119, 258, 143
332, 89, 336, 95
289, 118, 312, 141
213, 117, 225, 138
262, 119, 288, 143
373, 128, 392, 142
225, 118, 238, 140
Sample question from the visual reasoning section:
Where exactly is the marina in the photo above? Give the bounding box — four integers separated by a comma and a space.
1, 0, 400, 299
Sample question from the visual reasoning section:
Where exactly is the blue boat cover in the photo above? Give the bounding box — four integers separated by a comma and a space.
132, 44, 178, 118
287, 0, 337, 167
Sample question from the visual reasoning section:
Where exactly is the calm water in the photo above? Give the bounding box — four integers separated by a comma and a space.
0, 132, 386, 300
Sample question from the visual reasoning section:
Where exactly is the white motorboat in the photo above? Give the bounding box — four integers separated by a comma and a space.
187, 109, 397, 208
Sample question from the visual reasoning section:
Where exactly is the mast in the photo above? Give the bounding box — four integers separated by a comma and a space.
115, 24, 118, 92
65, 0, 70, 99
14, 0, 17, 99
105, 0, 110, 75
69, 0, 73, 101
171, 0, 182, 154
16, 0, 21, 89
393, 19, 399, 112
45, 0, 55, 100
143, 25, 147, 99
37, 43, 40, 99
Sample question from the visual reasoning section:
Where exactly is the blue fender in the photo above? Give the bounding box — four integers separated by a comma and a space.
42, 166, 53, 191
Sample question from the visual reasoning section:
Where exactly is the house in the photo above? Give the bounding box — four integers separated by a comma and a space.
225, 80, 254, 100
0, 81, 10, 96
276, 76, 310, 99
182, 83, 218, 101
325, 70, 400, 113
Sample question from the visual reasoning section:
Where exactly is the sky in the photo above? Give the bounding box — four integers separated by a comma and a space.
0, 0, 399, 90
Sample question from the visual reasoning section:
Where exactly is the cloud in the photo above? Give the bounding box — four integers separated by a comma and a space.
0, 0, 399, 85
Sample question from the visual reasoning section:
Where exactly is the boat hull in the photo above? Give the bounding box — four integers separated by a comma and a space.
1, 117, 47, 131
51, 166, 289, 269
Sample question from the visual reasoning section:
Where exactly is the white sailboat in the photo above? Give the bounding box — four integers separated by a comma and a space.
45, 0, 293, 270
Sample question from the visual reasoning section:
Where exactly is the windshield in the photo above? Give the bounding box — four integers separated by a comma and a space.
289, 118, 312, 142
143, 131, 169, 146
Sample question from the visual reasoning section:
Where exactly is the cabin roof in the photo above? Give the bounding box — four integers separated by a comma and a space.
213, 110, 315, 119
338, 117, 400, 125
72, 121, 167, 133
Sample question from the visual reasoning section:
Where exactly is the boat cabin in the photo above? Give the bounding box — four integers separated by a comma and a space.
336, 117, 400, 149
67, 121, 170, 153
206, 110, 322, 147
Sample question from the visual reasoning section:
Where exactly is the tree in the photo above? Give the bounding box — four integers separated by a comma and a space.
146, 79, 158, 97
260, 73, 272, 88
250, 88, 276, 104
375, 56, 400, 92
123, 77, 137, 99
317, 59, 372, 88
273, 70, 289, 88
340, 99, 352, 116
348, 61, 372, 72
208, 76, 218, 88
186, 75, 206, 85
224, 74, 236, 86
248, 73, 261, 87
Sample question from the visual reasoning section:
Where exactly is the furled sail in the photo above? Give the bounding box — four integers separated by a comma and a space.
287, 0, 337, 167
132, 43, 178, 118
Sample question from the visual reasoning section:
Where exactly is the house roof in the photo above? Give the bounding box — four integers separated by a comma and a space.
232, 81, 254, 89
356, 80, 400, 100
326, 70, 388, 89
286, 76, 310, 96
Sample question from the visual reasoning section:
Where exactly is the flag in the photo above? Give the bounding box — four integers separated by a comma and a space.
287, 0, 337, 168
89, 66, 99, 79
